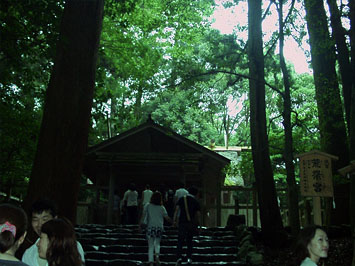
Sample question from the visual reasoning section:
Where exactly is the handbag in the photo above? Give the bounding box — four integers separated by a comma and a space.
183, 195, 199, 236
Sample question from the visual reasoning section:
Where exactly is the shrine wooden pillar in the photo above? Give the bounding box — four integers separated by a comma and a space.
216, 175, 222, 226
107, 161, 115, 224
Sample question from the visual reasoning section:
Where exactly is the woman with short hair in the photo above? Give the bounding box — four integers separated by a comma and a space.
0, 203, 29, 266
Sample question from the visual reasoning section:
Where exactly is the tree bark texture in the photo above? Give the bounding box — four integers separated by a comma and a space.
304, 0, 349, 171
348, 1, 355, 262
25, 0, 104, 222
248, 0, 284, 239
326, 0, 353, 132
278, 0, 300, 236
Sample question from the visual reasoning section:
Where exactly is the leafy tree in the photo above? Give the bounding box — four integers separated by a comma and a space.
248, 0, 284, 240
0, 0, 63, 199
272, 0, 300, 236
304, 0, 349, 171
326, 0, 353, 131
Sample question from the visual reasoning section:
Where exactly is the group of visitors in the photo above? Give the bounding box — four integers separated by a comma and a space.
121, 182, 189, 226
137, 183, 201, 266
1, 185, 330, 266
0, 198, 84, 266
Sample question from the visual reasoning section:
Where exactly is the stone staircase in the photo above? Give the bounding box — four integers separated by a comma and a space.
75, 224, 247, 266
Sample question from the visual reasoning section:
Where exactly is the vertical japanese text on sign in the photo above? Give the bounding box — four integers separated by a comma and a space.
299, 153, 333, 197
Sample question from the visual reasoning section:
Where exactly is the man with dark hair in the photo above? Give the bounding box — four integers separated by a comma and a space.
22, 198, 85, 266
173, 186, 201, 265
174, 182, 188, 204
29, 198, 57, 238
142, 184, 153, 207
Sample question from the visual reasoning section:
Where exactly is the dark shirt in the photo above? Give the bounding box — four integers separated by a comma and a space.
176, 195, 200, 224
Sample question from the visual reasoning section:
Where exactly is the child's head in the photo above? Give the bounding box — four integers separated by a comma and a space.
0, 203, 28, 253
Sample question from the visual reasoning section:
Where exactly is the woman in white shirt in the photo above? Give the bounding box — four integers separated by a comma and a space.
140, 191, 172, 266
294, 225, 329, 266
123, 183, 139, 224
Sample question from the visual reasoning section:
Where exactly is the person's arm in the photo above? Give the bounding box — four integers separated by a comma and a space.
141, 191, 145, 205
164, 214, 173, 224
123, 191, 128, 201
161, 206, 172, 224
174, 190, 179, 204
77, 241, 85, 262
173, 205, 180, 227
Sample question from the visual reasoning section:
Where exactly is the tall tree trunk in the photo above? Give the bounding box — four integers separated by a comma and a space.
327, 0, 353, 132
304, 0, 349, 171
348, 1, 355, 265
24, 0, 104, 222
248, 0, 284, 242
277, 0, 300, 236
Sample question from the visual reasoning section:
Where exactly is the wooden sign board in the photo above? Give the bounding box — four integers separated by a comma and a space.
299, 153, 334, 197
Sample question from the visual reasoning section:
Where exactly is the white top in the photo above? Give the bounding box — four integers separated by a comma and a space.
300, 257, 317, 266
123, 189, 138, 206
174, 188, 188, 202
22, 239, 85, 266
142, 189, 153, 205
143, 203, 168, 228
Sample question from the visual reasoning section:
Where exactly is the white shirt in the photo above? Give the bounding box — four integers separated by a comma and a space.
143, 203, 168, 228
123, 189, 138, 206
142, 189, 153, 205
22, 239, 85, 266
300, 257, 317, 266
174, 188, 188, 202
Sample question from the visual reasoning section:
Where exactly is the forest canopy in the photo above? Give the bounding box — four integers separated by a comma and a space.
0, 0, 351, 205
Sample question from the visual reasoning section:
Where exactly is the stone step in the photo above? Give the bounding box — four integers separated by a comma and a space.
76, 225, 246, 266
79, 237, 238, 247
85, 259, 247, 266
77, 231, 237, 240
84, 251, 239, 262
95, 245, 237, 254
76, 225, 234, 235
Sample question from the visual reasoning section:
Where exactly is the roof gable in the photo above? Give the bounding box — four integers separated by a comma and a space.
87, 119, 229, 164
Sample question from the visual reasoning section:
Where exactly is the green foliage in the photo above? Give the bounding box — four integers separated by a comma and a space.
0, 0, 331, 203
235, 151, 254, 187
0, 0, 64, 198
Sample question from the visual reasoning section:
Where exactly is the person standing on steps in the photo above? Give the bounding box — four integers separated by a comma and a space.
122, 182, 139, 224
173, 186, 201, 265
142, 184, 153, 207
174, 183, 188, 204
140, 191, 172, 266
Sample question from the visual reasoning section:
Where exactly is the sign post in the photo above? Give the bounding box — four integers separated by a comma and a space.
296, 150, 337, 226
